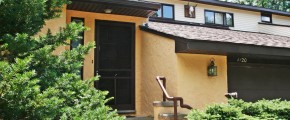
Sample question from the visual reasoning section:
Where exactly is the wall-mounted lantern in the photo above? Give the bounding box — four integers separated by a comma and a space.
208, 58, 217, 76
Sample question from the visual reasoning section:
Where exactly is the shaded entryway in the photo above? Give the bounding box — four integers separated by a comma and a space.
95, 20, 135, 111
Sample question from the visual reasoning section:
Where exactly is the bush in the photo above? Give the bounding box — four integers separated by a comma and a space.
187, 99, 290, 120
0, 0, 125, 119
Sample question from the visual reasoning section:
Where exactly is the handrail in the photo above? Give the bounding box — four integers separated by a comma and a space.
156, 76, 193, 120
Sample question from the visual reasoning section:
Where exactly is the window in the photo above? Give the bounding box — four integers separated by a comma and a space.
205, 10, 234, 27
153, 4, 174, 19
71, 17, 84, 79
184, 5, 195, 18
261, 13, 272, 23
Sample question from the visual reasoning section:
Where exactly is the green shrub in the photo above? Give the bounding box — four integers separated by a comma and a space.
187, 99, 290, 120
0, 0, 124, 119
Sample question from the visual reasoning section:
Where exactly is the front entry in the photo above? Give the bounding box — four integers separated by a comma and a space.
95, 20, 135, 111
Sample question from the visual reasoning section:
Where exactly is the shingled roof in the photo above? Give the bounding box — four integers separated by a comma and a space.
142, 21, 290, 49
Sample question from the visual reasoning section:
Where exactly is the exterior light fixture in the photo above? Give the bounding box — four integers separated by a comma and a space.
104, 9, 112, 14
208, 58, 217, 76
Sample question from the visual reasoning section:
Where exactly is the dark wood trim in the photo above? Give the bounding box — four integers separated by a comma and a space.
184, 0, 290, 17
95, 20, 136, 111
117, 110, 136, 114
148, 17, 230, 30
71, 17, 85, 80
204, 9, 234, 27
140, 25, 177, 40
258, 22, 290, 28
70, 0, 160, 11
175, 37, 290, 57
140, 25, 290, 57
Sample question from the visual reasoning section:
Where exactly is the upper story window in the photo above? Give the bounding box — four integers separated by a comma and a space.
205, 10, 234, 27
261, 13, 272, 23
153, 4, 174, 19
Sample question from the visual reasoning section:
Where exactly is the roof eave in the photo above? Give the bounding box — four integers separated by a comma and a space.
140, 25, 290, 57
71, 0, 161, 11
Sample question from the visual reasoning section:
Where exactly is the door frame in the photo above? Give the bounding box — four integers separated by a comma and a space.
94, 20, 136, 111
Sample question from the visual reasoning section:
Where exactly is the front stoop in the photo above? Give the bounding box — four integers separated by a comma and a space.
158, 113, 187, 120
126, 116, 154, 120
153, 101, 187, 120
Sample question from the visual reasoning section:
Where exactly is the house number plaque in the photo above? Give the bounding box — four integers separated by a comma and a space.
237, 58, 247, 63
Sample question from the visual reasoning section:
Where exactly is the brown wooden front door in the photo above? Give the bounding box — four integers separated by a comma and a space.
95, 20, 135, 111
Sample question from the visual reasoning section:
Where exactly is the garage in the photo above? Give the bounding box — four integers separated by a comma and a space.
228, 56, 290, 101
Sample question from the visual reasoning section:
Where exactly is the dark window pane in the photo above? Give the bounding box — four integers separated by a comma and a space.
71, 39, 81, 48
163, 5, 173, 19
71, 18, 84, 49
71, 18, 84, 79
261, 13, 272, 23
215, 12, 224, 25
157, 9, 162, 17
205, 11, 214, 24
226, 13, 233, 26
261, 16, 271, 22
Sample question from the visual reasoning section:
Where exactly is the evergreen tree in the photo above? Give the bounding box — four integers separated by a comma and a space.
220, 0, 290, 12
0, 0, 124, 119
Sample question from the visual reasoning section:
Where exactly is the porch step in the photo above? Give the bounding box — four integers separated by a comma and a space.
126, 116, 154, 120
158, 113, 187, 120
153, 101, 177, 107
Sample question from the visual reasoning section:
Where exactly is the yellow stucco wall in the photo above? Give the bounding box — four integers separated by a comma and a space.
140, 31, 228, 115
177, 54, 228, 113
40, 8, 228, 117
38, 7, 67, 55
66, 10, 148, 116
140, 31, 179, 116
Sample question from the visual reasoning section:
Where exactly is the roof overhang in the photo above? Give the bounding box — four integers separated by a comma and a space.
140, 25, 290, 57
175, 38, 290, 57
183, 0, 290, 17
67, 0, 161, 18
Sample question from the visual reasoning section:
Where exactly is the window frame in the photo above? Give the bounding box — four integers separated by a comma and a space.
261, 12, 272, 23
204, 10, 234, 27
154, 3, 175, 20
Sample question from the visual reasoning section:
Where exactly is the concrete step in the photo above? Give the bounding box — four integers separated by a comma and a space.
126, 116, 154, 120
158, 113, 187, 120
153, 101, 177, 107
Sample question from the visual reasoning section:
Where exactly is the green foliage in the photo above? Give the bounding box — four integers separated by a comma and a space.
219, 0, 290, 12
187, 99, 290, 120
0, 0, 70, 36
0, 0, 125, 119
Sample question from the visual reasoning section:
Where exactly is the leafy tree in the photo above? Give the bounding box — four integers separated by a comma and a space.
0, 0, 124, 119
219, 0, 290, 12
